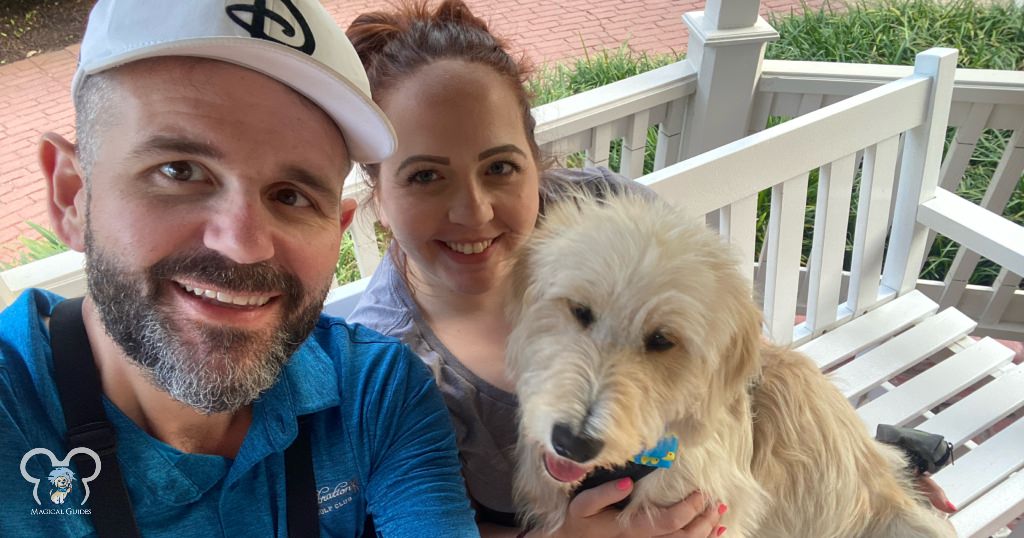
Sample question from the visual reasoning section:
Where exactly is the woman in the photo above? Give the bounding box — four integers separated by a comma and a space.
345, 2, 953, 536
345, 3, 721, 536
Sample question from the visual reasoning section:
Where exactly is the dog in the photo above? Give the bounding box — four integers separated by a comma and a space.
507, 192, 955, 537
48, 467, 76, 505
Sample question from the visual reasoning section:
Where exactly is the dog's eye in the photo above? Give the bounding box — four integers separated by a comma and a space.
645, 330, 675, 352
569, 302, 594, 328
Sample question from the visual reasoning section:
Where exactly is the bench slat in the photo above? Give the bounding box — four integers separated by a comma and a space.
933, 416, 1024, 508
856, 337, 1015, 433
949, 469, 1024, 538
797, 290, 938, 370
917, 363, 1024, 447
830, 308, 976, 399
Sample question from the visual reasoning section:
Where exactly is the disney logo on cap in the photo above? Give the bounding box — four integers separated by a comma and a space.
226, 0, 316, 55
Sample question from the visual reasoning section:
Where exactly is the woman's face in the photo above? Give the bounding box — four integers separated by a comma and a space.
375, 59, 541, 297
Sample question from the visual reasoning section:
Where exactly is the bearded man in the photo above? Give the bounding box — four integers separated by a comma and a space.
0, 1, 476, 536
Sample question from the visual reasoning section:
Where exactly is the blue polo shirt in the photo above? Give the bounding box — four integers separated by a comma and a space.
0, 289, 478, 537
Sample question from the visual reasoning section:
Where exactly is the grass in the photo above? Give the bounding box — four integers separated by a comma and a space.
765, 0, 1024, 70
528, 44, 682, 106
5, 0, 1023, 288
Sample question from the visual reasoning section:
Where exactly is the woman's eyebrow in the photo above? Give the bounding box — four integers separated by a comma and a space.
478, 144, 526, 161
397, 154, 450, 173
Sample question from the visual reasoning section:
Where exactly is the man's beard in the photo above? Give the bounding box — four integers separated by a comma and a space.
84, 230, 328, 415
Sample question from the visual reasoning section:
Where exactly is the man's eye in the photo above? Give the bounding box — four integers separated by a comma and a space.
273, 188, 312, 208
158, 161, 207, 182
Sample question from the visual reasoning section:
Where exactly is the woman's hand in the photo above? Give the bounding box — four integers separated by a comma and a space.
915, 475, 956, 513
529, 478, 726, 538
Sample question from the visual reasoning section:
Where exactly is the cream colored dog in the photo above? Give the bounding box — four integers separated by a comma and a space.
507, 192, 954, 538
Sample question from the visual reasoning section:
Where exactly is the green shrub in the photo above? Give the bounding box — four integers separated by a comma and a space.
1, 222, 68, 270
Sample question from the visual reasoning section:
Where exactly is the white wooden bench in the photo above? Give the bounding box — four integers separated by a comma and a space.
325, 47, 1024, 537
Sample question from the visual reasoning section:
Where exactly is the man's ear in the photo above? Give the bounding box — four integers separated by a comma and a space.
339, 197, 358, 234
39, 132, 87, 251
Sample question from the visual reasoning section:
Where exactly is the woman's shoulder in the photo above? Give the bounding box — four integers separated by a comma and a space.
346, 254, 415, 339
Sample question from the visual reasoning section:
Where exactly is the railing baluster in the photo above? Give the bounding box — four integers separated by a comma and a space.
980, 268, 1024, 327
719, 195, 758, 286
653, 98, 687, 170
939, 102, 994, 191
747, 91, 774, 135
848, 136, 901, 315
350, 208, 382, 278
797, 93, 824, 117
807, 153, 857, 334
586, 124, 613, 169
763, 173, 810, 344
620, 110, 651, 179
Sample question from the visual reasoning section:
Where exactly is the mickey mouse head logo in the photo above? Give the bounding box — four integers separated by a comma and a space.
20, 448, 101, 506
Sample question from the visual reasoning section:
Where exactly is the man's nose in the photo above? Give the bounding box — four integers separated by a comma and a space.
448, 181, 494, 227
203, 196, 275, 264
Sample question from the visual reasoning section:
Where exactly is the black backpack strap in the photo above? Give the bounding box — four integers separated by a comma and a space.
285, 415, 320, 537
51, 298, 321, 537
50, 297, 141, 538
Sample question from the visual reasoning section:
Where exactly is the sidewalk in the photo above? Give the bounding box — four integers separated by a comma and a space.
0, 0, 825, 263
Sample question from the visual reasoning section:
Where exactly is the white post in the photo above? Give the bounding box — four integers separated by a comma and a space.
681, 0, 779, 159
882, 48, 958, 295
682, 0, 778, 282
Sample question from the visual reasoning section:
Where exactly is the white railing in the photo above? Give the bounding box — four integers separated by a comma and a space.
749, 60, 1024, 341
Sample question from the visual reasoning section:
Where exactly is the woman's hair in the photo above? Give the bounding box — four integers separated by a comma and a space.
346, 0, 542, 183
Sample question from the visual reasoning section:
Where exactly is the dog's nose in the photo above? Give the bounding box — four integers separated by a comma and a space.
551, 422, 604, 463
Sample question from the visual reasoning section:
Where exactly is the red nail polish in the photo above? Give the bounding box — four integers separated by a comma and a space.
716, 526, 727, 536
946, 500, 957, 512
616, 477, 632, 491
718, 503, 728, 515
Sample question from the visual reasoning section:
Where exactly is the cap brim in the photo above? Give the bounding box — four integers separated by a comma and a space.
72, 37, 396, 163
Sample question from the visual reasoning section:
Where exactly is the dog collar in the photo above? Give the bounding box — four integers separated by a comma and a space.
632, 435, 679, 469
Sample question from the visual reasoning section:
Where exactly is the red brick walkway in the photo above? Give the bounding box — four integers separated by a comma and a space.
0, 0, 825, 263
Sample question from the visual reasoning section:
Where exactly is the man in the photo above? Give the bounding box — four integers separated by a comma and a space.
0, 1, 477, 536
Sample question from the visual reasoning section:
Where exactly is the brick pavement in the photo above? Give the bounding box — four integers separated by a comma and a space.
0, 0, 826, 263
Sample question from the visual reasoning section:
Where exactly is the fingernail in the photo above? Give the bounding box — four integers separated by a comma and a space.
716, 526, 727, 536
616, 477, 632, 491
718, 503, 728, 515
947, 500, 957, 512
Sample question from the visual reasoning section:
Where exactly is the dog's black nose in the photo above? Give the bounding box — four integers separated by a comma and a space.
551, 422, 604, 463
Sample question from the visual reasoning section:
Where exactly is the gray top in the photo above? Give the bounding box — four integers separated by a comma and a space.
347, 167, 652, 520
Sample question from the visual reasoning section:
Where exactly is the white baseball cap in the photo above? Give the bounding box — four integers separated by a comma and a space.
72, 0, 396, 163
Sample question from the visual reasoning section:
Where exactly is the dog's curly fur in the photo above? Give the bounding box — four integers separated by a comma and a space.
507, 193, 954, 537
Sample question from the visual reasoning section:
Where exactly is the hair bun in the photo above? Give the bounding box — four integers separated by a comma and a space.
347, 10, 411, 70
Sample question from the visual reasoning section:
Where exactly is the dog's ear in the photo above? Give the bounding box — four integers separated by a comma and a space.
719, 296, 764, 395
